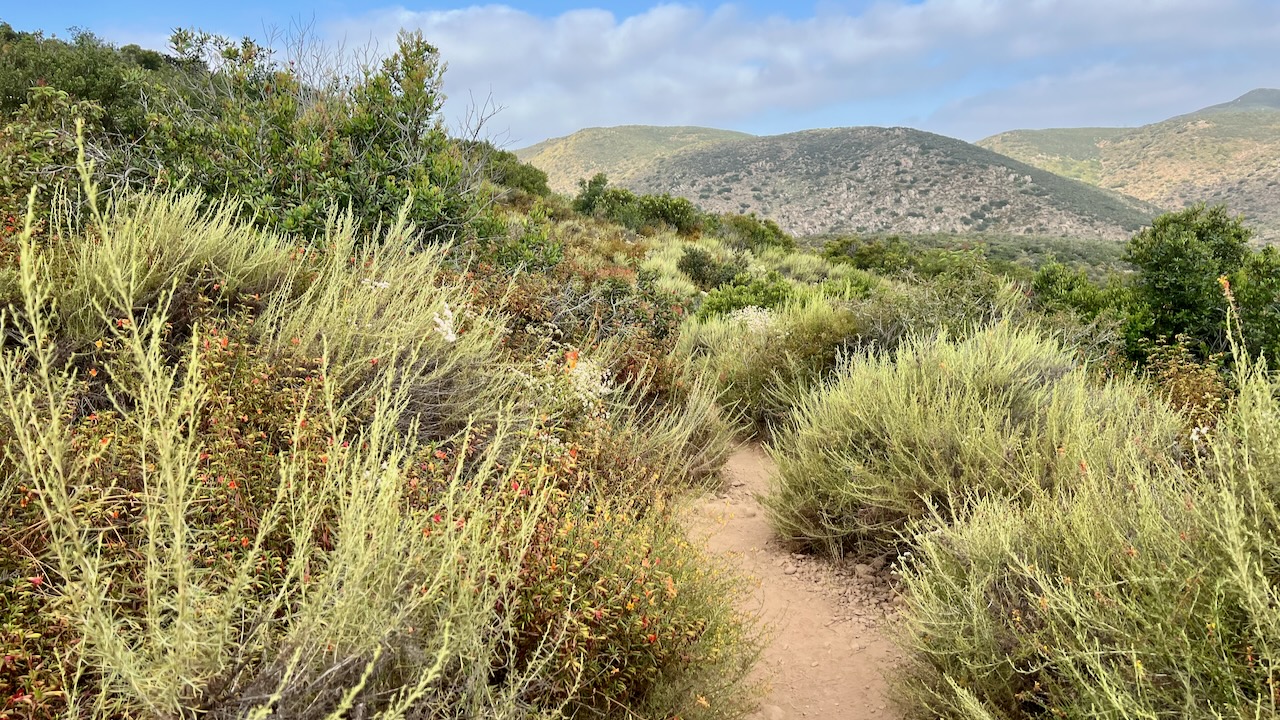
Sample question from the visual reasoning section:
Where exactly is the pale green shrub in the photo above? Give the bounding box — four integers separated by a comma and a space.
678, 294, 864, 435
0, 190, 762, 719
0, 220, 556, 717
896, 361, 1280, 718
765, 322, 1184, 557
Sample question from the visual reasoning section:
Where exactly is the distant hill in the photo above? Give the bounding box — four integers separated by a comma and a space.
623, 126, 1159, 240
1185, 88, 1280, 116
978, 89, 1280, 241
976, 128, 1128, 185
514, 126, 752, 194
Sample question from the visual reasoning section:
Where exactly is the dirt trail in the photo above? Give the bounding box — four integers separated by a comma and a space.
684, 445, 906, 720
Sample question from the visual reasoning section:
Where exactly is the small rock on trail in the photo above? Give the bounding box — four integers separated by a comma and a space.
683, 444, 906, 720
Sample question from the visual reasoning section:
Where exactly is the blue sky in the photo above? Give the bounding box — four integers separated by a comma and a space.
4, 1, 1278, 147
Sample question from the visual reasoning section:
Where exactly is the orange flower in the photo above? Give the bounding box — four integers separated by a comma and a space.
565, 349, 580, 372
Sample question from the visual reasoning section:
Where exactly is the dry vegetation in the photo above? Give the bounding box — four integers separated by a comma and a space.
4, 21, 1280, 720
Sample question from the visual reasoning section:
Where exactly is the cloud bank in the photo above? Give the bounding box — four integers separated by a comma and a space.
326, 0, 1280, 146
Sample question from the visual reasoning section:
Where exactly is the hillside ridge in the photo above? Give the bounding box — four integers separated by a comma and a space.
515, 125, 752, 194
626, 125, 1158, 240
977, 89, 1280, 241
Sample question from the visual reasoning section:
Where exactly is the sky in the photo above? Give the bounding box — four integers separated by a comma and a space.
4, 1, 1279, 148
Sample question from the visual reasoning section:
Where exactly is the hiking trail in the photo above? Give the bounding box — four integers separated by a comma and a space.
684, 444, 907, 720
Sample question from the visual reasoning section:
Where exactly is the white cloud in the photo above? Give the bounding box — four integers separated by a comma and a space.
326, 0, 1280, 145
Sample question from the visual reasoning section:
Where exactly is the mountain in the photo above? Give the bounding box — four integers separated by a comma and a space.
1185, 88, 1280, 116
978, 89, 1280, 241
623, 126, 1159, 239
514, 125, 752, 194
976, 128, 1129, 185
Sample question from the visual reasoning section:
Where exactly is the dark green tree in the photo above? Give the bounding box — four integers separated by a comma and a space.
1124, 204, 1252, 356
1231, 246, 1280, 363
573, 172, 610, 215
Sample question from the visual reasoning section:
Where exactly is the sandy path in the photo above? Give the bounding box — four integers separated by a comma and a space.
684, 445, 906, 720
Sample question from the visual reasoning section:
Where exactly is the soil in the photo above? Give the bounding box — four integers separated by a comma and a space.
683, 444, 908, 720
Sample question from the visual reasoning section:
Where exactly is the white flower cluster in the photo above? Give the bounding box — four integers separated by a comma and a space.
434, 302, 457, 343
1189, 425, 1213, 445
728, 305, 775, 334
567, 355, 615, 414
361, 278, 391, 291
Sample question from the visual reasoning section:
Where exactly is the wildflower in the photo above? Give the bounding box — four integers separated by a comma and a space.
28, 576, 43, 588
433, 302, 458, 342
728, 306, 774, 334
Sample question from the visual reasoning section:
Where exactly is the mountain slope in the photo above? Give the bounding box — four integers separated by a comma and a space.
977, 128, 1129, 184
625, 127, 1159, 239
515, 126, 752, 194
978, 89, 1280, 241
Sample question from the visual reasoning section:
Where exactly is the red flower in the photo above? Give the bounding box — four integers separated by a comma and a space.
28, 576, 43, 588
646, 633, 657, 644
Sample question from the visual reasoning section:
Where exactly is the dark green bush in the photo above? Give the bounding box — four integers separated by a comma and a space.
0, 23, 164, 137
459, 140, 550, 196
696, 271, 792, 319
1031, 261, 1127, 319
824, 235, 913, 274
677, 246, 745, 290
714, 212, 792, 252
137, 29, 497, 240
574, 173, 704, 235
636, 193, 702, 235
1124, 204, 1280, 362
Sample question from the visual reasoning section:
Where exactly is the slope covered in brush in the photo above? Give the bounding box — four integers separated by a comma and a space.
626, 127, 1159, 239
